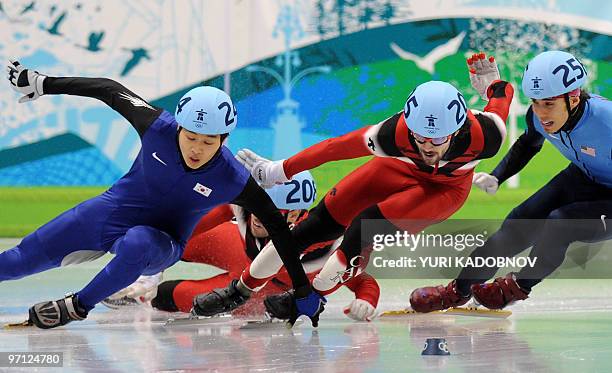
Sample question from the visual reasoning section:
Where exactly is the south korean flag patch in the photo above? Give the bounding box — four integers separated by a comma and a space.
193, 182, 212, 197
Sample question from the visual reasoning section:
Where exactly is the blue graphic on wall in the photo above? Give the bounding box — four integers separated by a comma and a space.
245, 4, 330, 160
1, 3, 610, 186
0, 133, 122, 185
0, 0, 219, 186
0, 98, 142, 174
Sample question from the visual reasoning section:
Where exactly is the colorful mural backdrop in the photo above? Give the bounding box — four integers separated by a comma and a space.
0, 0, 610, 185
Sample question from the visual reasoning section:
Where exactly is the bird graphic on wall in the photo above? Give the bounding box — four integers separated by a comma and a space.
47, 11, 67, 35
20, 1, 35, 15
120, 48, 151, 76
80, 31, 105, 52
390, 31, 466, 75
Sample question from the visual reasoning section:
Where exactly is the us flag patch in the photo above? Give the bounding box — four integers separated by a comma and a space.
580, 145, 596, 157
193, 183, 212, 197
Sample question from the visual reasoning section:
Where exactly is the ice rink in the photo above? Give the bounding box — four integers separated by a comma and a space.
2, 238, 612, 372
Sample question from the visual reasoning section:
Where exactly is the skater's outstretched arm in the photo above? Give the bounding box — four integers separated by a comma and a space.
281, 126, 374, 178
490, 107, 545, 184
7, 59, 162, 137
283, 52, 515, 177
472, 107, 545, 194
464, 53, 514, 162
236, 112, 419, 187
232, 177, 311, 297
235, 124, 375, 187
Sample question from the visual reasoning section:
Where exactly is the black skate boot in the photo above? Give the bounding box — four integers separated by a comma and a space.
192, 280, 250, 317
29, 293, 88, 329
263, 291, 296, 320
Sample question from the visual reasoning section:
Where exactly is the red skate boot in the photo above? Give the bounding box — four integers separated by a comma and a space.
410, 280, 471, 313
471, 273, 529, 309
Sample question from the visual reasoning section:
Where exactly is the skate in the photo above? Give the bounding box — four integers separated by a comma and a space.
191, 280, 250, 317
101, 273, 162, 310
471, 273, 529, 309
8, 293, 89, 329
409, 280, 471, 313
101, 296, 139, 309
164, 313, 234, 326
263, 291, 295, 320
240, 311, 304, 330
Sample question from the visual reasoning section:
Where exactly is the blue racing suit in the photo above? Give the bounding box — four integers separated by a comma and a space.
0, 77, 310, 310
456, 95, 612, 293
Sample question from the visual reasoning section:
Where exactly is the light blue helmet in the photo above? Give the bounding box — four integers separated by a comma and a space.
403, 81, 467, 138
175, 86, 237, 134
265, 171, 316, 210
521, 50, 587, 99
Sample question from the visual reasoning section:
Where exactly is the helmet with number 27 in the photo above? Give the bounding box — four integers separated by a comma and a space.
175, 86, 237, 135
521, 50, 587, 100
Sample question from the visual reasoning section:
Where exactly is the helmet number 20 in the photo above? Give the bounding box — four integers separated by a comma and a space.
286, 179, 316, 205
553, 58, 586, 89
447, 92, 467, 125
218, 102, 237, 126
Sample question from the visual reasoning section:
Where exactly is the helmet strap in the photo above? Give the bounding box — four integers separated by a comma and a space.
563, 93, 572, 114
220, 133, 229, 144
556, 93, 584, 134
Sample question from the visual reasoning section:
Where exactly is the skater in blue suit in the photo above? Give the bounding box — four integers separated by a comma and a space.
3, 59, 315, 329
411, 51, 612, 313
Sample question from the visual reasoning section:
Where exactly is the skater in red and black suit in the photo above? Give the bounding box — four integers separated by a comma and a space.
192, 52, 514, 326
105, 171, 381, 321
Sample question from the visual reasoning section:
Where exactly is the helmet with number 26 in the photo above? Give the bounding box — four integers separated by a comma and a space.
521, 50, 587, 100
404, 81, 468, 139
175, 86, 237, 135
265, 171, 316, 210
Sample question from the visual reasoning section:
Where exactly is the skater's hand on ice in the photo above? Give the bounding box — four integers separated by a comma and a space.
236, 149, 289, 188
343, 299, 377, 322
467, 52, 500, 101
6, 59, 46, 103
108, 273, 163, 303
472, 172, 499, 195
289, 291, 326, 328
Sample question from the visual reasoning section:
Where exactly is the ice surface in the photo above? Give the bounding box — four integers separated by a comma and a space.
2, 239, 612, 372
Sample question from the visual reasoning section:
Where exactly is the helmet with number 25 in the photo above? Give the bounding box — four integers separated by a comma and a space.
521, 50, 587, 100
175, 86, 237, 135
404, 81, 468, 139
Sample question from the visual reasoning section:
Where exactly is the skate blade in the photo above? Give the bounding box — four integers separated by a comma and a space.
445, 307, 512, 319
380, 307, 511, 319
4, 320, 33, 329
101, 296, 139, 310
239, 318, 303, 330
164, 313, 233, 326
379, 309, 445, 317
